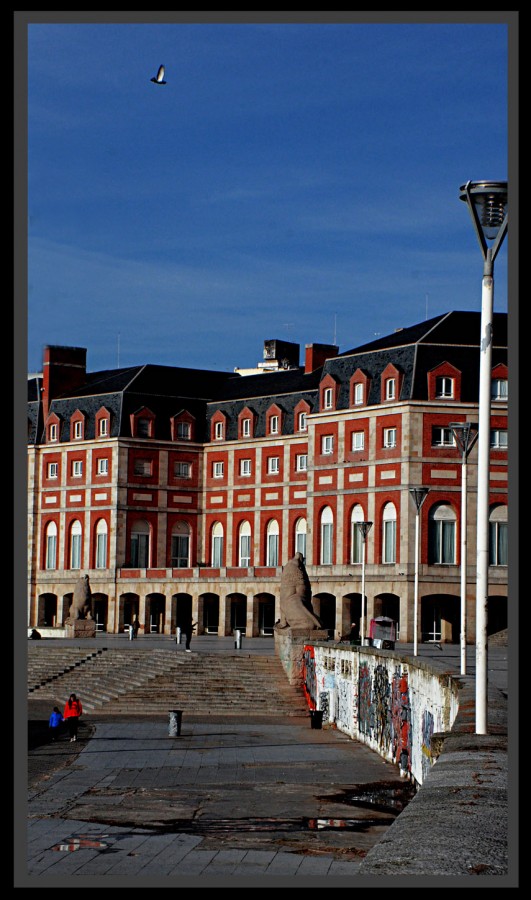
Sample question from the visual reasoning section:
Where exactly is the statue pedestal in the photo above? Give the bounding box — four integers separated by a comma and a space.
274, 626, 328, 685
65, 619, 97, 639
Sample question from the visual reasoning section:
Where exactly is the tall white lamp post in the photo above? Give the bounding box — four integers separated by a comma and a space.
356, 521, 372, 645
449, 422, 478, 675
409, 488, 429, 657
459, 180, 508, 734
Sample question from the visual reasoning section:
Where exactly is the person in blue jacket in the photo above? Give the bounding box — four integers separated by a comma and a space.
49, 706, 63, 741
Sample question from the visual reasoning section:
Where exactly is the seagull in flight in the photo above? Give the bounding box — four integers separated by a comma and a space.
151, 65, 166, 85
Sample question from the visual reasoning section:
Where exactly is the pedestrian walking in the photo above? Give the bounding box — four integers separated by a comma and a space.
63, 693, 83, 742
132, 616, 140, 639
183, 617, 197, 652
48, 706, 63, 741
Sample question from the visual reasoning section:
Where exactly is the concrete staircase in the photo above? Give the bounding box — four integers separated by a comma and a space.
27, 646, 309, 718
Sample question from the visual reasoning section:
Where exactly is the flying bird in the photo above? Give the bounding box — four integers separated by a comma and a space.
151, 65, 166, 85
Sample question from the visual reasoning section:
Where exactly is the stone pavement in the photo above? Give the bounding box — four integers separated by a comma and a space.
18, 634, 517, 887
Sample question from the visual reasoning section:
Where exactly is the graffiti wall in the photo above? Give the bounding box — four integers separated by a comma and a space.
302, 645, 458, 786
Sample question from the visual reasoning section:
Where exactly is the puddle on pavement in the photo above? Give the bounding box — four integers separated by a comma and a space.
317, 781, 416, 814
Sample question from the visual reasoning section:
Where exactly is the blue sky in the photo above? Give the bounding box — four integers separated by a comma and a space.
23, 14, 513, 375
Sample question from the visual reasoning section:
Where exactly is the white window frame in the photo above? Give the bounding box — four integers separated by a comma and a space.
353, 382, 364, 406
491, 378, 508, 401
213, 461, 224, 478
320, 507, 334, 565
48, 462, 58, 479
489, 506, 508, 566
73, 420, 83, 440
211, 522, 224, 567
266, 520, 279, 567
382, 504, 397, 564
432, 426, 456, 447
295, 517, 307, 559
45, 522, 57, 570
240, 458, 252, 476
383, 427, 397, 449
323, 387, 333, 409
97, 457, 109, 475
435, 376, 454, 398
350, 504, 364, 564
95, 520, 108, 569
267, 456, 280, 474
322, 435, 334, 455
352, 431, 364, 451
242, 418, 251, 437
214, 421, 224, 440
176, 421, 191, 440
385, 378, 396, 401
49, 423, 58, 442
269, 414, 279, 435
98, 418, 109, 437
429, 504, 456, 565
298, 412, 307, 432
239, 522, 251, 567
72, 460, 83, 477
490, 429, 508, 450
296, 453, 307, 472
70, 520, 82, 570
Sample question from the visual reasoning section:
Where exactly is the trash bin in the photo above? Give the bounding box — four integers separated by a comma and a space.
309, 710, 323, 730
176, 627, 182, 644
234, 629, 243, 650
169, 710, 183, 737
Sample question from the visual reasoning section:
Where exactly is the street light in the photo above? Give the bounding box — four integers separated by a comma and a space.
459, 180, 508, 734
409, 488, 430, 657
449, 422, 478, 675
356, 521, 372, 645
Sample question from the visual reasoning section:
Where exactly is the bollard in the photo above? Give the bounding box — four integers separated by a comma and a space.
234, 629, 243, 650
176, 627, 182, 645
169, 710, 183, 737
128, 624, 133, 641
309, 710, 323, 730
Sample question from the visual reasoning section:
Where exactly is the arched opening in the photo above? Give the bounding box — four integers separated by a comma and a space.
350, 504, 365, 564
211, 521, 224, 567
201, 593, 220, 634
320, 507, 334, 565
69, 519, 82, 570
373, 593, 400, 638
294, 517, 307, 561
312, 592, 334, 637
421, 593, 459, 643
228, 592, 247, 634
255, 592, 276, 635
95, 519, 108, 569
382, 503, 397, 564
45, 522, 57, 570
171, 521, 191, 568
175, 593, 193, 632
92, 593, 108, 631
122, 592, 140, 631
488, 595, 508, 635
428, 503, 456, 565
266, 519, 280, 567
146, 593, 165, 633
238, 521, 251, 567
37, 593, 58, 627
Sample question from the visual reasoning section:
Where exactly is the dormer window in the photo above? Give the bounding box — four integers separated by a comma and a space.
298, 412, 307, 431
98, 418, 108, 437
385, 378, 396, 401
354, 383, 364, 405
323, 388, 333, 409
436, 376, 454, 399
491, 378, 508, 401
74, 421, 83, 440
242, 418, 251, 437
215, 421, 224, 440
138, 417, 151, 437
270, 415, 279, 435
131, 408, 155, 439
49, 423, 58, 442
177, 422, 191, 440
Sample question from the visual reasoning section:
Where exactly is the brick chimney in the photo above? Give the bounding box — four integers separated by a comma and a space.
304, 343, 339, 374
42, 345, 87, 421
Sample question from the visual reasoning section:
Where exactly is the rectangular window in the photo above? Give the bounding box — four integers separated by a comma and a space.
98, 418, 108, 437
70, 534, 82, 569
298, 412, 307, 431
489, 522, 508, 566
131, 533, 149, 568
432, 426, 456, 447
490, 429, 508, 450
47, 462, 58, 479
171, 535, 190, 568
321, 523, 333, 565
49, 423, 58, 442
242, 418, 251, 437
383, 520, 396, 563
72, 460, 83, 477
240, 459, 252, 476
295, 531, 306, 559
239, 535, 251, 567
267, 534, 279, 567
97, 457, 109, 475
435, 376, 454, 398
270, 415, 279, 434
137, 417, 151, 437
354, 383, 364, 406
267, 456, 280, 474
322, 435, 334, 455
323, 387, 333, 409
213, 461, 224, 478
74, 421, 83, 439
134, 459, 152, 476
46, 534, 56, 570
296, 454, 307, 472
383, 428, 397, 449
352, 431, 364, 451
174, 461, 191, 478
177, 422, 191, 440
385, 379, 396, 400
491, 379, 508, 401
96, 533, 107, 569
212, 535, 223, 567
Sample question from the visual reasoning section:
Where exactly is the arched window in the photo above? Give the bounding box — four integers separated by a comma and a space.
320, 506, 334, 565
294, 517, 307, 560
489, 505, 508, 566
266, 520, 279, 567
239, 521, 251, 567
171, 521, 190, 568
428, 503, 456, 564
45, 521, 57, 570
382, 503, 397, 564
350, 504, 365, 564
70, 520, 82, 570
211, 521, 224, 567
95, 519, 108, 569
130, 519, 150, 568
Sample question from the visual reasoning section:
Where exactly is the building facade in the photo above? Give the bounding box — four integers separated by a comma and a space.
27, 311, 508, 643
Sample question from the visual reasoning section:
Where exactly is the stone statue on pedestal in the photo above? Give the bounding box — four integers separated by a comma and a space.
276, 553, 322, 630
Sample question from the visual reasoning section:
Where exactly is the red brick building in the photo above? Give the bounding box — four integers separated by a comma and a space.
27, 311, 508, 642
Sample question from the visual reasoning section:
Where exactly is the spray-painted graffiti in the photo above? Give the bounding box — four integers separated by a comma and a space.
372, 664, 391, 752
358, 662, 372, 736
391, 667, 411, 776
320, 691, 330, 721
302, 645, 317, 708
421, 708, 435, 782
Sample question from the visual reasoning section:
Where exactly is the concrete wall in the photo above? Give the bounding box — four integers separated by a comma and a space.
301, 642, 459, 786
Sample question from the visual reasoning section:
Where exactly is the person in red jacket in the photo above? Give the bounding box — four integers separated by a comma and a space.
63, 693, 83, 742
